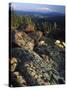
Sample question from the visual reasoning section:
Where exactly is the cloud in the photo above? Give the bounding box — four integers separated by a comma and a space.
34, 7, 52, 11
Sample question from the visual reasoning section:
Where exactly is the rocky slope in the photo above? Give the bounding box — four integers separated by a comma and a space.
9, 28, 65, 87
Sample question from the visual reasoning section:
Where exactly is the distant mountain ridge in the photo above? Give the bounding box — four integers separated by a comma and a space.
15, 10, 64, 16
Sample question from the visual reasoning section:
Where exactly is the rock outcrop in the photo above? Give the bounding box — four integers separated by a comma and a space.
11, 30, 34, 50
9, 29, 65, 87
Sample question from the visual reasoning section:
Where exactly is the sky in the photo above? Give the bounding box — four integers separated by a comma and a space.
11, 2, 65, 14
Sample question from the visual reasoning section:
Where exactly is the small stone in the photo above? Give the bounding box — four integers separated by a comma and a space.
55, 40, 60, 44
32, 66, 36, 70
38, 74, 42, 78
62, 42, 65, 47
29, 68, 33, 71
11, 63, 17, 72
31, 71, 36, 76
34, 75, 38, 79
10, 58, 17, 64
17, 76, 22, 81
20, 79, 26, 84
17, 76, 26, 85
43, 73, 50, 81
30, 63, 33, 68
25, 64, 29, 67
14, 71, 19, 76
38, 41, 45, 45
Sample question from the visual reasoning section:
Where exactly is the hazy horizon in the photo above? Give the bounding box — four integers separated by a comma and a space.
11, 2, 65, 14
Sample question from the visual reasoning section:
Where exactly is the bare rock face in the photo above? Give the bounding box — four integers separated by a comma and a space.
34, 43, 65, 80
11, 30, 34, 50
10, 48, 51, 86
10, 47, 64, 87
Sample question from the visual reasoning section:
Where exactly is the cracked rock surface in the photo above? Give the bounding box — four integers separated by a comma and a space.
9, 30, 65, 87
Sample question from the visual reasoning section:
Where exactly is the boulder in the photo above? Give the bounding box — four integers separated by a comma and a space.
11, 30, 34, 50
10, 58, 18, 72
